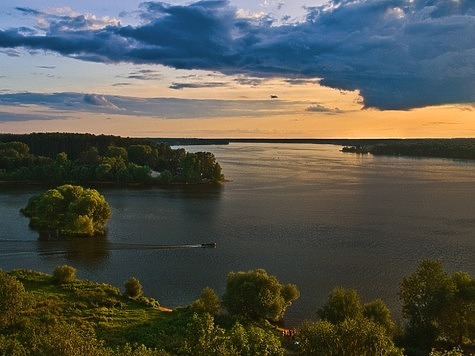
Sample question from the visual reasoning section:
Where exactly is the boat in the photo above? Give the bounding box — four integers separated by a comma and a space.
201, 242, 217, 248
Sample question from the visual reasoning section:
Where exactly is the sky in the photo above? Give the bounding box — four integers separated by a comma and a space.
0, 0, 474, 138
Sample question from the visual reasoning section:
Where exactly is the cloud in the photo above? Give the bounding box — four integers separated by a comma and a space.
83, 94, 119, 109
0, 92, 301, 119
305, 104, 344, 114
124, 69, 162, 80
169, 81, 228, 89
1, 1, 474, 109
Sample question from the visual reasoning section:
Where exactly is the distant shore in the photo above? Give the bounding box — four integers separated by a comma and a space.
155, 137, 475, 161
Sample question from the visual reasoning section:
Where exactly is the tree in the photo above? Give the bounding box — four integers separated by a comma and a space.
222, 269, 299, 321
399, 259, 455, 350
180, 313, 232, 356
191, 287, 221, 316
294, 320, 337, 355
229, 322, 284, 356
295, 318, 403, 355
25, 319, 110, 356
0, 271, 29, 328
21, 184, 111, 238
363, 299, 395, 335
53, 265, 77, 284
439, 271, 475, 345
300, 287, 401, 355
317, 287, 362, 324
124, 277, 143, 298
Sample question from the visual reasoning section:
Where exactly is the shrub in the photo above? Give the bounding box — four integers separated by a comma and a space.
53, 265, 77, 284
124, 277, 143, 298
0, 271, 30, 328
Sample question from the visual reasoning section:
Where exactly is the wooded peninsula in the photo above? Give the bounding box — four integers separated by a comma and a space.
0, 133, 224, 185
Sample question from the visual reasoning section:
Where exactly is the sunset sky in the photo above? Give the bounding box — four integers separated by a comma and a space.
0, 0, 474, 138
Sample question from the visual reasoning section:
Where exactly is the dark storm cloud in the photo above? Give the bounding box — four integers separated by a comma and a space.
1, 0, 474, 109
169, 81, 228, 89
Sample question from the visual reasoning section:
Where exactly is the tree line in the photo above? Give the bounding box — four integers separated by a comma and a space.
0, 133, 224, 184
341, 139, 475, 160
1, 260, 474, 355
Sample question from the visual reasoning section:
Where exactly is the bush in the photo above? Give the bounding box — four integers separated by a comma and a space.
0, 271, 30, 328
222, 269, 299, 321
124, 277, 143, 298
191, 287, 221, 316
53, 265, 77, 284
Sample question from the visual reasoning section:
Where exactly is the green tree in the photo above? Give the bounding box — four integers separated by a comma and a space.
222, 269, 299, 321
439, 271, 475, 346
399, 259, 455, 351
191, 287, 221, 316
295, 318, 402, 355
106, 145, 128, 160
124, 277, 143, 298
295, 320, 338, 355
363, 299, 395, 335
0, 271, 30, 328
53, 265, 77, 284
337, 317, 402, 355
180, 313, 233, 356
317, 287, 362, 324
21, 184, 111, 238
26, 320, 110, 356
230, 322, 284, 356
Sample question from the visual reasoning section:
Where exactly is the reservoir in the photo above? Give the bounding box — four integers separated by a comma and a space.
1, 143, 474, 324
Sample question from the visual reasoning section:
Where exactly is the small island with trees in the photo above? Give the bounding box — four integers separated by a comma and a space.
0, 133, 224, 186
20, 184, 111, 239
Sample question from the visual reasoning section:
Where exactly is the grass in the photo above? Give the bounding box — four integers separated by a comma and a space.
8, 269, 183, 349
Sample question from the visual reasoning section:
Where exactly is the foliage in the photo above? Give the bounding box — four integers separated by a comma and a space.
363, 298, 395, 335
222, 269, 300, 321
124, 277, 143, 299
429, 348, 464, 356
399, 259, 475, 353
230, 322, 284, 356
21, 184, 111, 238
180, 312, 232, 356
1, 262, 473, 355
0, 271, 30, 328
342, 139, 475, 160
0, 133, 225, 185
317, 287, 362, 324
295, 318, 403, 355
191, 287, 221, 316
25, 319, 110, 356
299, 287, 402, 355
53, 265, 77, 284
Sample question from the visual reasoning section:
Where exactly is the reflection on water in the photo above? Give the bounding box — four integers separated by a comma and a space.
1, 143, 474, 325
36, 237, 110, 266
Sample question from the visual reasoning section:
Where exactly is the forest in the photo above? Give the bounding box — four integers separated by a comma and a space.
341, 139, 475, 160
0, 133, 224, 185
0, 260, 474, 355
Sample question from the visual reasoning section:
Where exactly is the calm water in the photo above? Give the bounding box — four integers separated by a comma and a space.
1, 143, 474, 325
